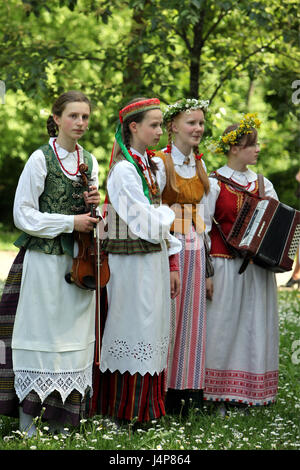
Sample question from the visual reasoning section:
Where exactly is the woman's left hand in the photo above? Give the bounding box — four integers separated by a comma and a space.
170, 271, 181, 299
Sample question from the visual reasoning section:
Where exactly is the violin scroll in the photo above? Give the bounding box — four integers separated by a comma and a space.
65, 162, 110, 290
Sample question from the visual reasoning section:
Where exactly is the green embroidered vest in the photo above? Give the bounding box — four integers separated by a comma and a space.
103, 152, 162, 255
14, 144, 93, 257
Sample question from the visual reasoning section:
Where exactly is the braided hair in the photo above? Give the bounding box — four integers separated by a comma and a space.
119, 97, 158, 174
162, 121, 179, 194
47, 115, 58, 137
164, 109, 210, 195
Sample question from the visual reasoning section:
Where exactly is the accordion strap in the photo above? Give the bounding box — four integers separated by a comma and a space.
212, 216, 241, 260
257, 173, 265, 198
210, 171, 265, 274
211, 171, 265, 198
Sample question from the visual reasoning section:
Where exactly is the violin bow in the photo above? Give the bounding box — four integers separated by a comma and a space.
78, 163, 102, 366
94, 213, 103, 366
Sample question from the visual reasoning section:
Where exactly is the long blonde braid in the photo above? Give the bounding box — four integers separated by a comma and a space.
163, 121, 179, 194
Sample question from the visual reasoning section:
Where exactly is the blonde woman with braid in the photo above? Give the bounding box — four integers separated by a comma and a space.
153, 98, 212, 415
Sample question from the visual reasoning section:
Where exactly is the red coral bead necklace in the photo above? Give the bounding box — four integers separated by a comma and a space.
53, 138, 80, 176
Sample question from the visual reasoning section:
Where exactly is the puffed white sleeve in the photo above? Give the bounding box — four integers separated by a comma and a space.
90, 154, 99, 188
264, 176, 278, 200
107, 161, 181, 254
152, 156, 166, 194
203, 177, 221, 236
13, 150, 74, 238
152, 157, 182, 255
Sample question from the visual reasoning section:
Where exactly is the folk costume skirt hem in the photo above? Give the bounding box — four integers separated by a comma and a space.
100, 244, 171, 377
203, 369, 278, 406
204, 257, 279, 406
93, 369, 166, 423
0, 249, 91, 426
0, 249, 25, 418
167, 228, 206, 390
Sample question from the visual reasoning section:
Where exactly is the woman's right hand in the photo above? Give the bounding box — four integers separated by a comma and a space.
74, 212, 98, 233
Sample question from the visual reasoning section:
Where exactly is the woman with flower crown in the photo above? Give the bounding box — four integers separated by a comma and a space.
91, 97, 181, 425
203, 114, 279, 415
153, 98, 213, 415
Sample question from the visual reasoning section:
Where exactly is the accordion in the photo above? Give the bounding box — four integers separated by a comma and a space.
226, 195, 300, 273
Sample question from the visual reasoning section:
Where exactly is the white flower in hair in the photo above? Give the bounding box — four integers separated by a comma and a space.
163, 98, 210, 122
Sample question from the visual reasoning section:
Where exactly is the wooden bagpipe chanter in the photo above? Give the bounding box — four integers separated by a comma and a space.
212, 173, 300, 274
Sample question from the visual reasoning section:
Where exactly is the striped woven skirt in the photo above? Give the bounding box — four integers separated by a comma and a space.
167, 228, 206, 390
0, 249, 88, 426
92, 368, 166, 422
204, 257, 278, 406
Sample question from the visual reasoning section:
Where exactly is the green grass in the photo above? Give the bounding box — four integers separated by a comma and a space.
0, 289, 299, 451
0, 227, 19, 252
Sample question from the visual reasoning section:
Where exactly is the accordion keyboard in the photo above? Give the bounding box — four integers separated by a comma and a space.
288, 224, 300, 260
240, 200, 270, 247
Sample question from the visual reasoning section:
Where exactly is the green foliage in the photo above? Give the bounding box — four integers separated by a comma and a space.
268, 165, 300, 209
0, 227, 20, 251
0, 157, 24, 229
0, 0, 299, 225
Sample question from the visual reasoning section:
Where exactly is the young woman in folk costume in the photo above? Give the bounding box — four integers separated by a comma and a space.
285, 169, 300, 288
0, 91, 100, 435
91, 97, 181, 424
153, 98, 213, 415
203, 114, 279, 415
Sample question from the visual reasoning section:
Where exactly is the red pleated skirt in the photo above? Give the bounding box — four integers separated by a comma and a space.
91, 367, 166, 422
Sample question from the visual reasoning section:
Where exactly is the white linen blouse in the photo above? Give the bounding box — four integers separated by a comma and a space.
99, 147, 181, 376
11, 138, 99, 403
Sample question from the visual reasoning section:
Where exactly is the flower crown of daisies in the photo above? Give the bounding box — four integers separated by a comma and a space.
206, 113, 261, 155
163, 98, 210, 123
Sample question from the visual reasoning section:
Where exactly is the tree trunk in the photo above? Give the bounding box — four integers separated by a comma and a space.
189, 7, 206, 98
246, 78, 255, 106
123, 7, 149, 98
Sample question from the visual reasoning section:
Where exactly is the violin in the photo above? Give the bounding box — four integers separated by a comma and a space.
65, 163, 110, 290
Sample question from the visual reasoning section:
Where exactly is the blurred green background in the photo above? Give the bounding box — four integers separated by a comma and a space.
0, 0, 299, 232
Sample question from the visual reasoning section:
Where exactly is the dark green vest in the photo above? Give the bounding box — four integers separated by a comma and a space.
15, 144, 93, 257
103, 152, 162, 255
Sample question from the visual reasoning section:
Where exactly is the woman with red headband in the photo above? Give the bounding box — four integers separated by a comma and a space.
153, 98, 212, 416
94, 97, 181, 425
